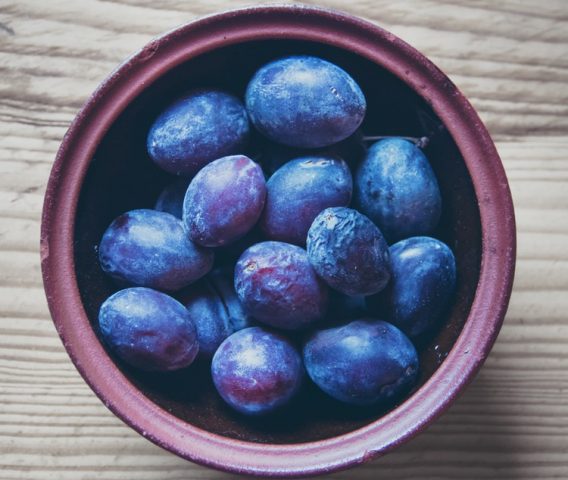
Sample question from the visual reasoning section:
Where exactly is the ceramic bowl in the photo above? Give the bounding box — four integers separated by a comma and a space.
41, 5, 516, 477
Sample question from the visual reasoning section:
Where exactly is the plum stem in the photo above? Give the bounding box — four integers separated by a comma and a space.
362, 123, 446, 149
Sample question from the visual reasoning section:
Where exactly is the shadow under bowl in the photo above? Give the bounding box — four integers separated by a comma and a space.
41, 5, 516, 477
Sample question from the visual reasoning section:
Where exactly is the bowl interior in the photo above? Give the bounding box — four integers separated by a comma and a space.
74, 40, 481, 444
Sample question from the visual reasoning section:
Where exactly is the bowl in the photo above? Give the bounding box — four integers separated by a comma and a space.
41, 5, 516, 477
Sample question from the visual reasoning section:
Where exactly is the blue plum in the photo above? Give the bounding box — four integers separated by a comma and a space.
354, 138, 442, 243
211, 326, 303, 415
99, 287, 199, 371
147, 89, 249, 176
260, 156, 352, 245
234, 241, 329, 330
367, 237, 457, 338
154, 177, 191, 219
181, 268, 252, 359
99, 209, 213, 291
246, 56, 366, 148
307, 207, 391, 296
180, 281, 227, 361
303, 319, 418, 405
183, 155, 266, 247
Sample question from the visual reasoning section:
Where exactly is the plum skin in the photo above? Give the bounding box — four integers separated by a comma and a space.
154, 177, 191, 219
260, 155, 353, 246
99, 209, 214, 291
303, 319, 419, 405
354, 138, 442, 243
147, 89, 250, 176
180, 268, 252, 359
246, 55, 366, 148
99, 287, 199, 371
234, 241, 329, 330
183, 155, 266, 248
211, 327, 303, 415
367, 236, 457, 338
307, 207, 391, 296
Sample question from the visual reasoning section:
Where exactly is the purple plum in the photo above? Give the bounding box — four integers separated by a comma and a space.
183, 155, 266, 247
211, 326, 303, 415
234, 241, 329, 330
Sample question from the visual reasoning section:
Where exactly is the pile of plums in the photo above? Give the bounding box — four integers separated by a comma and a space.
97, 55, 457, 416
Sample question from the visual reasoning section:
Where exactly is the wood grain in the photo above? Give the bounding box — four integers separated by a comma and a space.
1, 0, 567, 478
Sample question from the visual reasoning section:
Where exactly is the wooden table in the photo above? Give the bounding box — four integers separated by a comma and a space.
1, 1, 567, 478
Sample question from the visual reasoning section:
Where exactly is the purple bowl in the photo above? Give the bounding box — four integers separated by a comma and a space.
41, 5, 515, 477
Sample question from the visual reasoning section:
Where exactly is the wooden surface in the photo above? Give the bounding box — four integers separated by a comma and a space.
1, 0, 567, 478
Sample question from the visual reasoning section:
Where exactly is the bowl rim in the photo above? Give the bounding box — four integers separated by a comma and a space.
41, 4, 516, 477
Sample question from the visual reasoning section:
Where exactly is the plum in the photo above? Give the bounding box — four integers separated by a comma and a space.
99, 209, 213, 291
99, 287, 199, 371
307, 207, 391, 296
367, 236, 457, 338
154, 177, 191, 219
234, 241, 328, 330
246, 56, 366, 148
208, 268, 251, 333
181, 268, 252, 359
183, 155, 266, 247
303, 319, 418, 405
260, 155, 352, 246
354, 138, 441, 243
147, 89, 249, 176
211, 326, 303, 415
